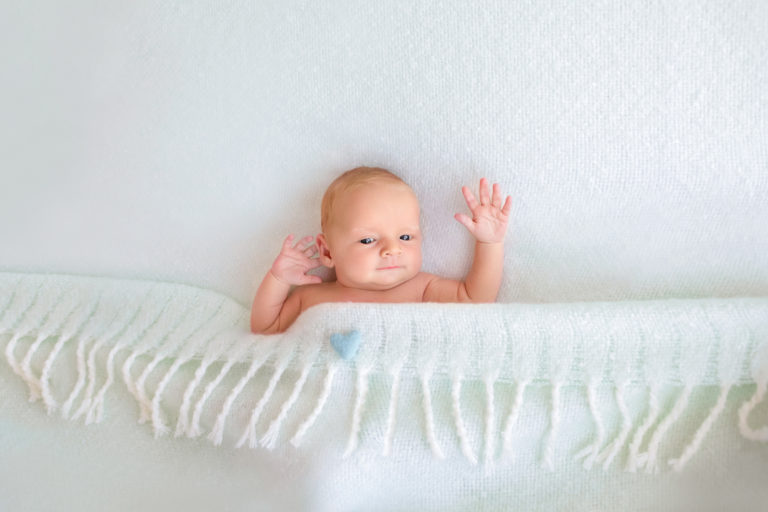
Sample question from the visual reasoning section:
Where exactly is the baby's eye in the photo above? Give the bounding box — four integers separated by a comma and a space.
400, 234, 412, 241
360, 238, 375, 245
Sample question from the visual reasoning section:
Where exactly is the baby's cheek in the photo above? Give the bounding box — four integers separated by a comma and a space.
414, 246, 423, 265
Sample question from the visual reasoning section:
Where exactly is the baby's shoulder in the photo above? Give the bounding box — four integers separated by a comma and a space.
290, 281, 338, 309
407, 271, 443, 298
412, 271, 441, 288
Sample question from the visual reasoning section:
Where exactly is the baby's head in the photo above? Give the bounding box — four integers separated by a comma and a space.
317, 167, 423, 290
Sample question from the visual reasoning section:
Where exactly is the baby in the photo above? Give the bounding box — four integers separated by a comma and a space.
250, 167, 512, 334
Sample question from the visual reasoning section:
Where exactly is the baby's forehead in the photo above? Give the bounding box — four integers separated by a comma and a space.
337, 180, 419, 206
327, 182, 420, 227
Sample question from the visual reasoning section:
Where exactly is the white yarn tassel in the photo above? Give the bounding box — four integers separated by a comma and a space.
74, 324, 125, 423
381, 366, 402, 457
69, 339, 102, 421
68, 300, 125, 422
21, 297, 92, 404
483, 375, 497, 466
207, 346, 272, 446
738, 378, 768, 442
19, 332, 50, 401
86, 344, 122, 424
421, 373, 445, 459
61, 337, 89, 419
739, 341, 768, 442
641, 386, 693, 474
175, 358, 213, 437
4, 334, 25, 384
40, 334, 74, 414
86, 294, 156, 424
260, 362, 315, 450
451, 374, 477, 465
669, 385, 731, 471
148, 356, 188, 437
5, 288, 72, 400
597, 383, 631, 470
343, 369, 371, 458
574, 382, 605, 470
502, 379, 529, 458
541, 382, 562, 471
290, 363, 338, 448
121, 349, 147, 413
188, 358, 236, 438
133, 354, 166, 425
236, 361, 292, 449
626, 385, 661, 472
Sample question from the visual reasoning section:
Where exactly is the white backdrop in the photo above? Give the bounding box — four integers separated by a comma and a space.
2, 1, 766, 306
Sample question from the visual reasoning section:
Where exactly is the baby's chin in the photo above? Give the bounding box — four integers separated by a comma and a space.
343, 269, 419, 291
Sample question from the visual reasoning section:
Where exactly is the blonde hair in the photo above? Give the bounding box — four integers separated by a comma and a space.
321, 167, 410, 230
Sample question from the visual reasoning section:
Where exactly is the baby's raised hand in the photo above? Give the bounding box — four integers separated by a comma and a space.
270, 235, 323, 286
454, 178, 512, 244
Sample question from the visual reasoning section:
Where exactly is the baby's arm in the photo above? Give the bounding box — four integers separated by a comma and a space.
250, 235, 322, 334
423, 178, 512, 303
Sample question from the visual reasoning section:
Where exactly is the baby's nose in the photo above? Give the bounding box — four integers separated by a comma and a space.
381, 239, 402, 256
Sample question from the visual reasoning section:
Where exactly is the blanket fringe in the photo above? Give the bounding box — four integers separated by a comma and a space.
501, 379, 528, 459
237, 343, 296, 449
451, 373, 477, 465
343, 368, 371, 457
483, 374, 498, 466
738, 341, 768, 442
86, 344, 122, 424
541, 382, 562, 471
261, 361, 314, 450
381, 366, 402, 457
669, 384, 731, 471
626, 385, 661, 472
70, 337, 106, 421
3, 273, 768, 471
290, 362, 338, 448
574, 381, 605, 470
597, 382, 631, 470
421, 373, 445, 460
207, 340, 275, 445
187, 343, 242, 437
738, 379, 768, 442
639, 386, 693, 474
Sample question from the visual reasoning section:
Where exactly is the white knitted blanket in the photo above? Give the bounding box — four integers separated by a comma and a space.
4, 272, 767, 478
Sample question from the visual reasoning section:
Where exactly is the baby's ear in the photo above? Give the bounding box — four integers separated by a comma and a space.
316, 233, 334, 268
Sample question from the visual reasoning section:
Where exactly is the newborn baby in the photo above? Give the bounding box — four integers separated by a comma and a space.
250, 167, 512, 334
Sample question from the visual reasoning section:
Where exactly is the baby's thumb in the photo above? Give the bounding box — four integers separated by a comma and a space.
300, 274, 323, 285
454, 213, 475, 232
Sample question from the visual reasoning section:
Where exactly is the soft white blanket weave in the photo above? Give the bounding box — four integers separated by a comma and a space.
3, 272, 767, 475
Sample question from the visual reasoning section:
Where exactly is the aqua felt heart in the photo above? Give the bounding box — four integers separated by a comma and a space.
330, 330, 361, 360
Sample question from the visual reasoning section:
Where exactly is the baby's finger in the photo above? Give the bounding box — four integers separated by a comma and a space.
501, 196, 513, 216
294, 235, 315, 250
299, 274, 323, 285
305, 258, 323, 270
454, 213, 475, 233
479, 178, 490, 205
303, 244, 318, 258
491, 183, 502, 208
282, 234, 296, 250
461, 186, 479, 212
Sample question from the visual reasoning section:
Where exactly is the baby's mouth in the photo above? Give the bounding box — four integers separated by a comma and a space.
377, 265, 402, 270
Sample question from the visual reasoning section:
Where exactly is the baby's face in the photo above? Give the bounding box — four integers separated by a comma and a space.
320, 181, 422, 291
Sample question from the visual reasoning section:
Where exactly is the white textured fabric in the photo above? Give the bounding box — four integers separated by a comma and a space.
2, 0, 768, 510
2, 272, 768, 510
2, 1, 767, 306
